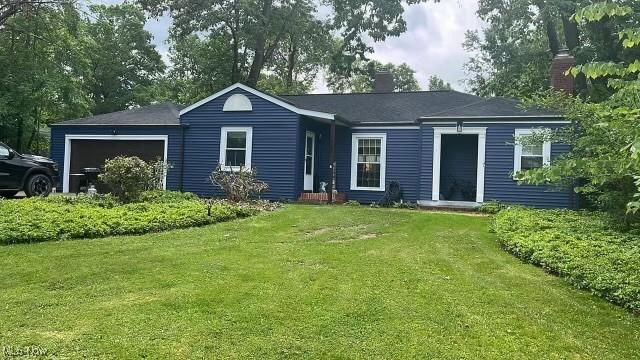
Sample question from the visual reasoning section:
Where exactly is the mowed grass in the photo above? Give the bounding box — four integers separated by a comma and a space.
0, 205, 639, 359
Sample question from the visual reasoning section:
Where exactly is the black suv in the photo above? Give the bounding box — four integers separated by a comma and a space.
0, 142, 59, 197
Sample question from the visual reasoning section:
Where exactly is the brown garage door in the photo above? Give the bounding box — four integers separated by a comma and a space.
68, 139, 165, 192
69, 139, 165, 175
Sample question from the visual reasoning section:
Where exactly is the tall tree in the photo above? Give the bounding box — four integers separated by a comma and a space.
138, 0, 430, 89
86, 4, 165, 115
0, 3, 91, 152
463, 0, 640, 99
327, 60, 420, 93
0, 0, 70, 29
428, 75, 453, 90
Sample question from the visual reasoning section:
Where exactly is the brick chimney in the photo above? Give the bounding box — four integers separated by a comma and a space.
374, 71, 395, 93
550, 48, 576, 94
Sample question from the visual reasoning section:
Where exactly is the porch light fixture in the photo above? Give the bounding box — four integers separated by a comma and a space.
456, 121, 463, 133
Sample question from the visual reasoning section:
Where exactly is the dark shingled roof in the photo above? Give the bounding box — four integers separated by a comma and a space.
281, 91, 482, 123
419, 97, 562, 119
51, 102, 183, 126
281, 91, 560, 123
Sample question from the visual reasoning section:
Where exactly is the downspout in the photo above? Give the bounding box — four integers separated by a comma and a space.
179, 123, 190, 192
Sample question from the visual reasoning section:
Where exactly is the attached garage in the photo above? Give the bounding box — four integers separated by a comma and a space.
62, 135, 168, 192
49, 103, 184, 193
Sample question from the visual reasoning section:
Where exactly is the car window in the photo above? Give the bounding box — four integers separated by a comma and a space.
0, 146, 9, 158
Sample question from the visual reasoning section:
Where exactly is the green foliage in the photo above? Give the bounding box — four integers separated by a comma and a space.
0, 191, 257, 245
427, 75, 453, 91
392, 201, 418, 209
475, 201, 508, 214
86, 4, 166, 114
98, 156, 170, 203
0, 3, 166, 151
327, 60, 420, 93
343, 200, 361, 206
494, 207, 640, 313
518, 93, 640, 222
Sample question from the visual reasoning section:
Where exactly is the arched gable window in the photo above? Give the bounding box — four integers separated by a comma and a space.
223, 94, 253, 112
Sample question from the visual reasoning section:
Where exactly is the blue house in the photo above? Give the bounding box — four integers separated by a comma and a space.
50, 76, 574, 208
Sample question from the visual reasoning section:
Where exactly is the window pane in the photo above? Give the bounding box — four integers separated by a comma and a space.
357, 163, 380, 188
0, 146, 9, 157
226, 150, 246, 167
305, 156, 312, 175
522, 144, 543, 156
226, 131, 246, 149
521, 156, 543, 170
306, 136, 313, 156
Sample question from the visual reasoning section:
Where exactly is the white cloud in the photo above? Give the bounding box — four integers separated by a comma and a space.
367, 0, 483, 91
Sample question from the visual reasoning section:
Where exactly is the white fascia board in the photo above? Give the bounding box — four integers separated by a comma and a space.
179, 83, 335, 120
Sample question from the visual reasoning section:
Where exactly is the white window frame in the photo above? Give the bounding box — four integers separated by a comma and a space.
219, 127, 253, 171
350, 133, 387, 191
513, 128, 551, 178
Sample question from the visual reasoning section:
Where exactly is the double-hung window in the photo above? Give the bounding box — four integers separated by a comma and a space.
350, 133, 387, 191
220, 127, 252, 171
514, 129, 551, 176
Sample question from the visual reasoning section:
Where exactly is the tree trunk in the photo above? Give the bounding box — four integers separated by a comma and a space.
286, 39, 297, 89
230, 1, 241, 83
535, 0, 561, 55
246, 0, 273, 87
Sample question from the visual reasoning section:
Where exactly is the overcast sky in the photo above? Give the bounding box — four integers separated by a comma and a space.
100, 0, 484, 92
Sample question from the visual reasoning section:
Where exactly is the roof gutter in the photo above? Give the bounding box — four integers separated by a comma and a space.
418, 114, 564, 121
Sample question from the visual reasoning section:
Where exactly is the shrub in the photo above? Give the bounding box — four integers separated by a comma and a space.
209, 164, 269, 202
392, 201, 418, 210
98, 156, 170, 203
476, 201, 508, 214
494, 208, 640, 313
0, 191, 267, 245
343, 200, 361, 206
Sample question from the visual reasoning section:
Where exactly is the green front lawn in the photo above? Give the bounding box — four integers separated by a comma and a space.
1, 205, 639, 358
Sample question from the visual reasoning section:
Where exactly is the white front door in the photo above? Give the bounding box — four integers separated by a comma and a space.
304, 131, 315, 191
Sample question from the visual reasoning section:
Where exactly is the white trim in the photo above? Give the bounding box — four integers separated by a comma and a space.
422, 120, 570, 125
350, 133, 387, 191
63, 134, 169, 193
513, 128, 551, 178
180, 83, 335, 120
223, 93, 253, 112
420, 115, 564, 119
352, 126, 420, 130
304, 131, 315, 191
219, 126, 253, 171
431, 127, 486, 203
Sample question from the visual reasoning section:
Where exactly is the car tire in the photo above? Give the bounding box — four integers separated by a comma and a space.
0, 190, 18, 198
24, 174, 52, 197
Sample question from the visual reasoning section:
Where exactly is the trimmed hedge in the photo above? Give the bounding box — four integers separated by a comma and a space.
0, 191, 257, 245
494, 208, 640, 313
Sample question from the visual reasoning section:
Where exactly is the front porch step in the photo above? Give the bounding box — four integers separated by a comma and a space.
298, 192, 347, 204
417, 200, 480, 211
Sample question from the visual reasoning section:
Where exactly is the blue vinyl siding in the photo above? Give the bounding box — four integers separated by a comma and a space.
420, 123, 572, 208
336, 127, 420, 203
180, 88, 300, 200
483, 123, 572, 208
49, 126, 182, 191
